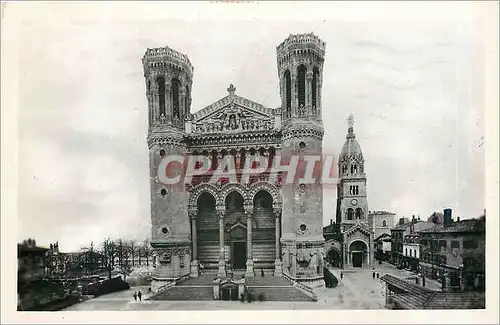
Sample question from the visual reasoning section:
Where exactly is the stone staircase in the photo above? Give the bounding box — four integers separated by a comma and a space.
148, 272, 315, 302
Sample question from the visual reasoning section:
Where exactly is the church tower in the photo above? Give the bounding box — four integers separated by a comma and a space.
336, 115, 373, 268
336, 115, 368, 228
277, 33, 326, 287
143, 47, 193, 291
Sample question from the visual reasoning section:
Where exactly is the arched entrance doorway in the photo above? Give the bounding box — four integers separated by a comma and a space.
220, 281, 239, 301
252, 190, 276, 269
226, 191, 246, 269
327, 249, 341, 268
197, 192, 218, 266
349, 240, 368, 268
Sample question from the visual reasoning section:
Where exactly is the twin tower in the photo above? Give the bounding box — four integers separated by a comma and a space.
143, 33, 328, 290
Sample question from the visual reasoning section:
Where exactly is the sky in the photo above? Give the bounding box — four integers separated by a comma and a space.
13, 3, 486, 252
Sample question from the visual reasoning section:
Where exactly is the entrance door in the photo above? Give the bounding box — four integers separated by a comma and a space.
352, 252, 363, 267
233, 242, 247, 269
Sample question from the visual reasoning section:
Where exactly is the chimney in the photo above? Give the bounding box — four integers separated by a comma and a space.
444, 208, 452, 227
330, 219, 333, 225
399, 217, 405, 225
457, 217, 460, 222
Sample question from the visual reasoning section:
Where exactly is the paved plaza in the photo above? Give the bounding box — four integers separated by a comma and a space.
64, 262, 438, 311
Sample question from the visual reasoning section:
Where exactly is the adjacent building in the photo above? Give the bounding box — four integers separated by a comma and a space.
374, 233, 392, 261
18, 239, 49, 283
369, 211, 396, 240
402, 233, 420, 272
419, 213, 485, 292
390, 217, 434, 267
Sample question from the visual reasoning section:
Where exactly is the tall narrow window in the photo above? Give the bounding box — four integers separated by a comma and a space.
297, 65, 306, 108
157, 76, 166, 116
172, 78, 181, 119
312, 67, 319, 109
355, 208, 363, 219
347, 208, 354, 220
284, 70, 291, 118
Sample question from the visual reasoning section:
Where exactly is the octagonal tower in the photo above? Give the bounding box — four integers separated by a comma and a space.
143, 46, 194, 291
277, 33, 326, 287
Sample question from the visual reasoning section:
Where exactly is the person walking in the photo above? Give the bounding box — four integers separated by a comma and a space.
372, 271, 376, 279
138, 290, 142, 302
261, 269, 264, 277
376, 272, 380, 279
133, 292, 137, 302
340, 271, 343, 280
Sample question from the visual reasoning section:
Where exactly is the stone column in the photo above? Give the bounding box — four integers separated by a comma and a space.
152, 85, 159, 124
245, 209, 255, 277
274, 209, 283, 276
189, 211, 199, 277
306, 70, 313, 116
217, 209, 226, 278
179, 90, 186, 122
291, 74, 298, 118
165, 81, 172, 121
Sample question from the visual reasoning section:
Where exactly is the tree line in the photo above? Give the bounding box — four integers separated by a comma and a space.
52, 238, 154, 280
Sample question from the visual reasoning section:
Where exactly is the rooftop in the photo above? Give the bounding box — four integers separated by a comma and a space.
419, 218, 485, 234
390, 292, 485, 309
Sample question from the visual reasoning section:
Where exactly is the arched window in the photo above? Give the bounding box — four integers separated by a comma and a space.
312, 67, 319, 109
347, 208, 354, 220
355, 208, 363, 219
157, 76, 166, 116
382, 220, 387, 227
297, 65, 306, 108
171, 78, 181, 119
342, 165, 347, 175
284, 70, 291, 118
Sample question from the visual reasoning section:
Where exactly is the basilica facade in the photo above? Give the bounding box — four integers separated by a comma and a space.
143, 33, 371, 292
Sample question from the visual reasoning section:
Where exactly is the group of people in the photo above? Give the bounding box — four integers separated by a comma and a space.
372, 268, 380, 279
133, 290, 143, 302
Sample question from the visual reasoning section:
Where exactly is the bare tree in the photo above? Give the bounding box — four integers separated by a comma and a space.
141, 240, 153, 267
116, 239, 125, 269
102, 238, 116, 280
128, 241, 137, 267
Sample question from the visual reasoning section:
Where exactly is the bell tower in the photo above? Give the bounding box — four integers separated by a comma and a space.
143, 46, 193, 292
336, 114, 369, 231
276, 33, 326, 287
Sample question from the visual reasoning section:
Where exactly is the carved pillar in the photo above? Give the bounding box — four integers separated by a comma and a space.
165, 81, 172, 120
245, 208, 254, 277
274, 208, 283, 276
179, 90, 186, 122
217, 208, 226, 278
189, 210, 199, 277
306, 70, 313, 115
291, 75, 298, 118
152, 84, 159, 124
317, 78, 322, 119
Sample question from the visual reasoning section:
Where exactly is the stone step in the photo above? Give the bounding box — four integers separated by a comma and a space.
246, 287, 314, 302
149, 286, 214, 301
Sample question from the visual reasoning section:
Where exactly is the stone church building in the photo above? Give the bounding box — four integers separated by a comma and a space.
143, 33, 372, 292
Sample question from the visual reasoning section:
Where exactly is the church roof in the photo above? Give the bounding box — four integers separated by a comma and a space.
340, 114, 363, 161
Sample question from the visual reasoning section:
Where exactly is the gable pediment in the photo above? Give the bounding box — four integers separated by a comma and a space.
191, 86, 276, 134
344, 224, 373, 237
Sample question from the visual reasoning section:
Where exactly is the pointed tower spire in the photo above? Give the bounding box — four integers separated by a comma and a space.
347, 114, 355, 139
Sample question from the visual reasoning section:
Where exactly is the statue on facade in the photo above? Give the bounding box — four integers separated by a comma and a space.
229, 114, 237, 130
